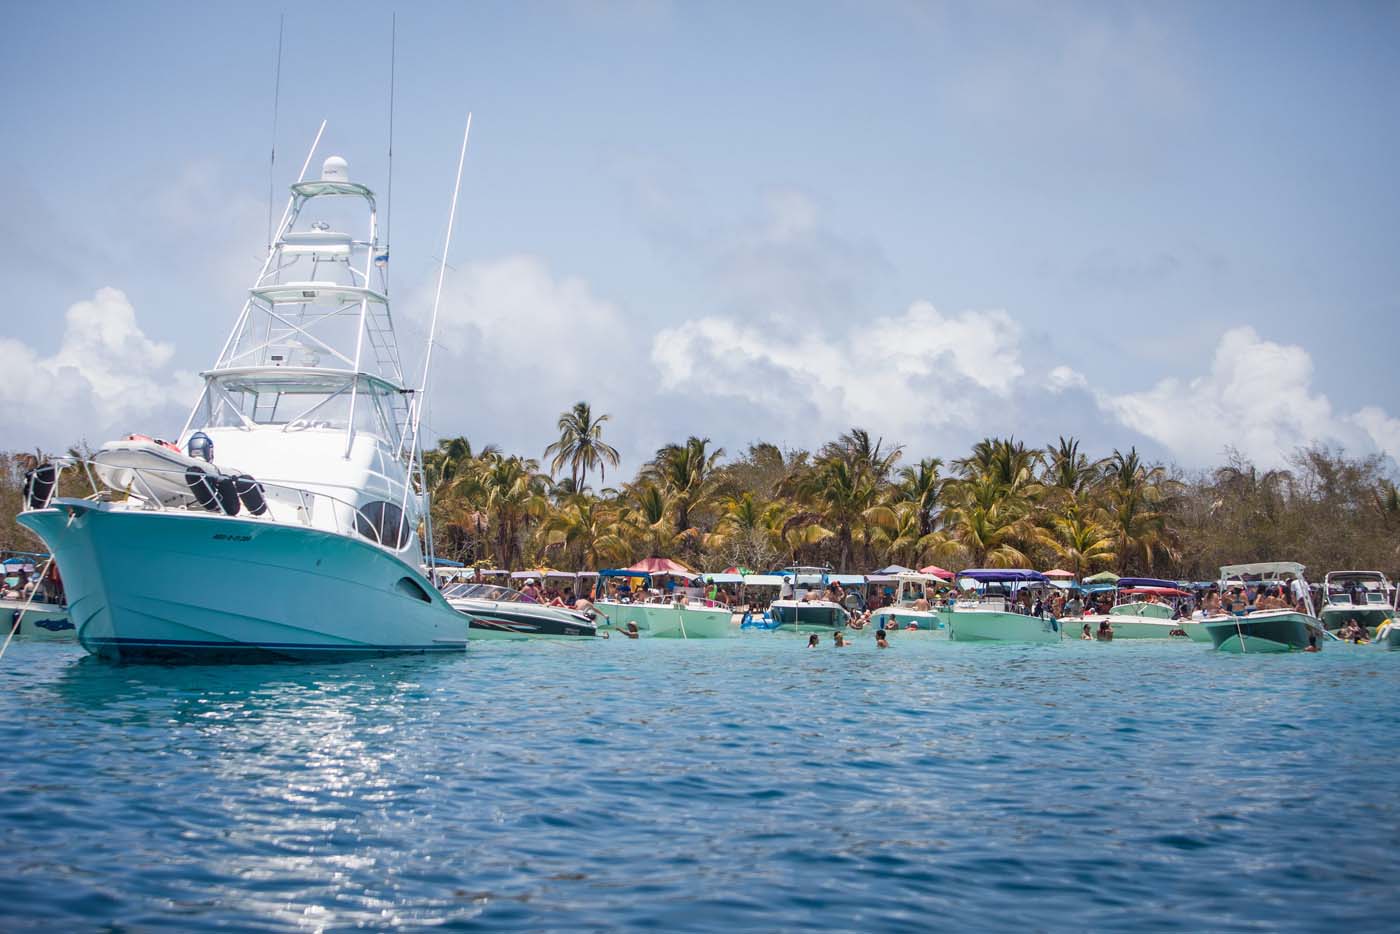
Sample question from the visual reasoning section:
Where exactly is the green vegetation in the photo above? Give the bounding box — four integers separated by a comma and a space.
3, 409, 1398, 579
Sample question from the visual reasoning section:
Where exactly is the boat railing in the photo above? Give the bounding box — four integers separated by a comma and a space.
35, 457, 411, 552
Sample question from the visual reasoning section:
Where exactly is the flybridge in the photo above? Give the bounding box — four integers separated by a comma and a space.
188, 148, 412, 458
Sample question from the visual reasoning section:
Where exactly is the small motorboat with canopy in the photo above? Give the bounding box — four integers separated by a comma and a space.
1060, 577, 1190, 639
1199, 562, 1323, 653
443, 582, 597, 640
946, 569, 1062, 643
767, 567, 851, 633
1319, 570, 1397, 637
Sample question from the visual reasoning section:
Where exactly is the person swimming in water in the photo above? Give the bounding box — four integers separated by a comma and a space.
807, 633, 819, 648
876, 629, 889, 649
833, 631, 848, 647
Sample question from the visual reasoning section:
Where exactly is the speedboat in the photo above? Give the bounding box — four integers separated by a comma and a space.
444, 582, 597, 640
0, 552, 74, 641
1319, 571, 1396, 636
946, 569, 1062, 643
636, 595, 733, 638
1, 598, 74, 641
17, 138, 476, 661
1199, 562, 1323, 653
768, 567, 850, 633
1061, 577, 1189, 639
868, 572, 945, 632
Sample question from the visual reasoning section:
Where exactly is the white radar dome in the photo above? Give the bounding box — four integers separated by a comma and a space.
321, 156, 349, 183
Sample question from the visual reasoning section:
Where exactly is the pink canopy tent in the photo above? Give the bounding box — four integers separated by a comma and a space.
918, 565, 955, 581
1043, 568, 1076, 579
624, 557, 698, 577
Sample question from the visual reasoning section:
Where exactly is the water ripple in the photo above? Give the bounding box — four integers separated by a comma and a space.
0, 638, 1396, 930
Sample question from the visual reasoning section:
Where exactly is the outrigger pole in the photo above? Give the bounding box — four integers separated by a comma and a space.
401, 115, 473, 569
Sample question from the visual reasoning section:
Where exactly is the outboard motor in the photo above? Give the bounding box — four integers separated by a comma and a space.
232, 475, 268, 517
22, 463, 58, 511
187, 431, 214, 463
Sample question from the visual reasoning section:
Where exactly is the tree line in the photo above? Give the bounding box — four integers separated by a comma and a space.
3, 402, 1398, 579
421, 402, 1400, 579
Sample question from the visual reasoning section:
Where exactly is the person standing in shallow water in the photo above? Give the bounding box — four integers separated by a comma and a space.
807, 634, 819, 648
876, 629, 889, 649
833, 631, 848, 647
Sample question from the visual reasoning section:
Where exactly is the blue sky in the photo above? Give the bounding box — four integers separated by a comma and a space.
3, 1, 1399, 474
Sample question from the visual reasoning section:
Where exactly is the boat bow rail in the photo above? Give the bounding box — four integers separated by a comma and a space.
31, 456, 417, 553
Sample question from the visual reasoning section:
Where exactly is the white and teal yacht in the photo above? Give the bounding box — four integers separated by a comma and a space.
18, 137, 476, 661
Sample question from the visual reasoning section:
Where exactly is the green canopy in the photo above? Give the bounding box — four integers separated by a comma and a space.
1083, 571, 1120, 583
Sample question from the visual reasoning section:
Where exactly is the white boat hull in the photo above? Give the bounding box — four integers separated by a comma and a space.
948, 610, 1063, 643
641, 603, 733, 638
870, 607, 944, 631
1, 599, 75, 641
19, 500, 470, 662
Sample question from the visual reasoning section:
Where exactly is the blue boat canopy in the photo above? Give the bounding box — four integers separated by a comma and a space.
957, 568, 1050, 584
1116, 576, 1177, 589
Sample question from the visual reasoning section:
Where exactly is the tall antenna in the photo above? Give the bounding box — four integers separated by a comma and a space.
266, 12, 286, 254
384, 13, 397, 270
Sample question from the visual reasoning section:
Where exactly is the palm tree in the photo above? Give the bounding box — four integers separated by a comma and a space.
540, 497, 630, 570
931, 474, 1038, 568
643, 436, 726, 538
460, 453, 550, 570
424, 436, 499, 495
1104, 448, 1176, 574
1042, 436, 1102, 507
543, 401, 621, 491
1045, 506, 1116, 578
894, 457, 944, 537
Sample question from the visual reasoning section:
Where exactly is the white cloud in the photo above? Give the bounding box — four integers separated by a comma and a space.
412, 254, 652, 462
651, 300, 1023, 441
1095, 326, 1398, 468
1046, 365, 1087, 393
0, 288, 199, 449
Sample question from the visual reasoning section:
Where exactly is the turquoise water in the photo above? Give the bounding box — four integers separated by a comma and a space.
1, 635, 1396, 931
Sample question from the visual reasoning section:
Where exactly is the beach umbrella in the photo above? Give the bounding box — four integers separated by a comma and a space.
1043, 568, 1075, 579
1082, 571, 1120, 583
624, 557, 697, 577
917, 565, 955, 581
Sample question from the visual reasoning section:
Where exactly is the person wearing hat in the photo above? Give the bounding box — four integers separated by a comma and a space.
520, 578, 542, 604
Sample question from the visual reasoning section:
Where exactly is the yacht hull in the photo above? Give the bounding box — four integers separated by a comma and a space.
948, 610, 1062, 643
1202, 612, 1319, 653
18, 500, 470, 662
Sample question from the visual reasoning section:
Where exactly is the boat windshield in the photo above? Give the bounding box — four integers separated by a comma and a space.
195, 372, 402, 443
445, 583, 526, 603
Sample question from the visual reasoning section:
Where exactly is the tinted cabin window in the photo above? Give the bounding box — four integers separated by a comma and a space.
357, 501, 408, 548
395, 576, 432, 603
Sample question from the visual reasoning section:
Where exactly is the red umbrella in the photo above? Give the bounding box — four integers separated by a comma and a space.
624, 557, 698, 577
918, 565, 955, 581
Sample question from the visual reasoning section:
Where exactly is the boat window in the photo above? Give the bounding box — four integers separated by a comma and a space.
395, 576, 433, 603
444, 583, 524, 603
357, 500, 409, 549
197, 374, 401, 444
